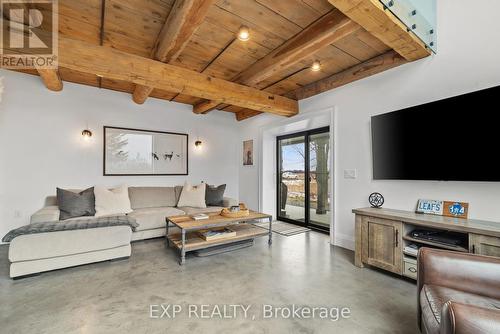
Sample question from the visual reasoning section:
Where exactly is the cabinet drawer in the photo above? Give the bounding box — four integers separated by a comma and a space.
403, 257, 417, 280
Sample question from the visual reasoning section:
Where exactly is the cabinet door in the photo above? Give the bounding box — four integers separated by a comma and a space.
361, 216, 403, 274
470, 234, 500, 257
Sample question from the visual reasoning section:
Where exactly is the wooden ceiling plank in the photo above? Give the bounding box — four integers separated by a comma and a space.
36, 37, 298, 116
288, 50, 406, 100
132, 0, 215, 104
327, 0, 431, 61
233, 9, 360, 87
199, 9, 359, 115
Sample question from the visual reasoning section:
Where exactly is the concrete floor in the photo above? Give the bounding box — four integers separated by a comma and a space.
0, 232, 419, 334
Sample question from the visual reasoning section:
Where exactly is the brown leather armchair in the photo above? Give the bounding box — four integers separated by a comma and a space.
418, 248, 500, 334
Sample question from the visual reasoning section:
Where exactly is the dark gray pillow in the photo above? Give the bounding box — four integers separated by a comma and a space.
57, 187, 96, 220
205, 184, 226, 206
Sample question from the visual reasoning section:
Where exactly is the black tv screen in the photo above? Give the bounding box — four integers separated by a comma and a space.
371, 85, 500, 181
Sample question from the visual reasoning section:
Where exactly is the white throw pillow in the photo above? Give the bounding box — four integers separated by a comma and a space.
177, 182, 207, 208
94, 185, 133, 217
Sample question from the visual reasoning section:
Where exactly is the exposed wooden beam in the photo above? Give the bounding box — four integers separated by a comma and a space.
20, 37, 297, 116
288, 50, 407, 100
3, 2, 63, 91
200, 9, 359, 117
132, 0, 215, 104
234, 9, 360, 87
193, 100, 220, 114
154, 0, 215, 62
328, 0, 431, 61
36, 68, 63, 91
132, 86, 154, 104
236, 109, 263, 121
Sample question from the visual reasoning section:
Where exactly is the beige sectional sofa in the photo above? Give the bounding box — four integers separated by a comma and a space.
8, 186, 237, 278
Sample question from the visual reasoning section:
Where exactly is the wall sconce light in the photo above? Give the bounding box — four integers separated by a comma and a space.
82, 129, 93, 140
195, 140, 202, 148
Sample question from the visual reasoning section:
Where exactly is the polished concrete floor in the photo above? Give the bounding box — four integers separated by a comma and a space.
0, 232, 418, 334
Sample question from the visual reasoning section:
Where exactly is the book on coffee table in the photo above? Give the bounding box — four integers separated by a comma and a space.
199, 228, 236, 241
191, 213, 209, 220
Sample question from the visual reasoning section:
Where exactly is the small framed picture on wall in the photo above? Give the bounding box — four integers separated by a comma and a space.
243, 139, 253, 166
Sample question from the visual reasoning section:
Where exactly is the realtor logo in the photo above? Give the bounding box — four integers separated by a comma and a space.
0, 0, 58, 69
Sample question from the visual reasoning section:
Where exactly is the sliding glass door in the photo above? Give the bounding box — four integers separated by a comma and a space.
277, 127, 331, 231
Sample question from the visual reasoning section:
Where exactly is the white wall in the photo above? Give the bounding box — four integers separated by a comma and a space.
238, 0, 500, 250
0, 70, 239, 239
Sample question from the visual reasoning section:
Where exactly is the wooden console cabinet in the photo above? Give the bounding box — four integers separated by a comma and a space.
354, 208, 500, 279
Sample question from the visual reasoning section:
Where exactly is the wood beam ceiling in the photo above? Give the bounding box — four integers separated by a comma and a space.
18, 37, 298, 116
196, 9, 361, 114
132, 0, 215, 104
288, 50, 406, 100
327, 0, 431, 61
196, 9, 360, 115
234, 9, 360, 87
3, 2, 63, 91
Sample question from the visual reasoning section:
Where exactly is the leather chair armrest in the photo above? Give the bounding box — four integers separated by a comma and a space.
441, 301, 500, 334
30, 206, 60, 223
222, 197, 238, 208
418, 247, 500, 299
417, 247, 500, 330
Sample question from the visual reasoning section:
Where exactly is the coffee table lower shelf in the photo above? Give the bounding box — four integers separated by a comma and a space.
167, 223, 268, 253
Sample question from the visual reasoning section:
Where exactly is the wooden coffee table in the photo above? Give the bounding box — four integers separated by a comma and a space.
166, 211, 272, 265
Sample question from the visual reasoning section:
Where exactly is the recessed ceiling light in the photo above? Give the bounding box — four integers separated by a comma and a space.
237, 26, 250, 41
311, 61, 321, 72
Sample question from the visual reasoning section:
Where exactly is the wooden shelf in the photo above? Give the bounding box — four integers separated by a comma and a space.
168, 224, 268, 252
402, 235, 468, 253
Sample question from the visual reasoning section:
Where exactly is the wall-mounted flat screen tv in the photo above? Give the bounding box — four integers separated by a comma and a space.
371, 85, 500, 181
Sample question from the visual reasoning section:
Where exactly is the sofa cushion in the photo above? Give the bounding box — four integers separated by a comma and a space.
127, 207, 185, 231
177, 182, 206, 208
57, 187, 96, 220
206, 184, 226, 206
178, 206, 224, 215
94, 185, 132, 217
420, 284, 500, 334
128, 187, 176, 209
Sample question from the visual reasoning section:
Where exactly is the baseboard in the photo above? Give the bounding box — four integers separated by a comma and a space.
333, 233, 354, 251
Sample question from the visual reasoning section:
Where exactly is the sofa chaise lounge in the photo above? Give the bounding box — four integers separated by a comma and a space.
8, 186, 237, 278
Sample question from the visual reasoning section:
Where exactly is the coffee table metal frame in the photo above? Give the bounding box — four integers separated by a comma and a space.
166, 213, 272, 265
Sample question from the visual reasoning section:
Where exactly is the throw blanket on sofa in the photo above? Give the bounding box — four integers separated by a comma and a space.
2, 216, 139, 242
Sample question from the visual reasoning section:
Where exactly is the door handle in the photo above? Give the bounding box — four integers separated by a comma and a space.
395, 230, 399, 248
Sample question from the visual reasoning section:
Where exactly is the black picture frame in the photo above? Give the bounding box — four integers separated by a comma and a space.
103, 126, 189, 176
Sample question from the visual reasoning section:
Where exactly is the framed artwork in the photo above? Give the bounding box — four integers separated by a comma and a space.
243, 139, 253, 166
104, 126, 188, 175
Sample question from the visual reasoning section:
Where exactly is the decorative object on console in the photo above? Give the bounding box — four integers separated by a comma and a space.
416, 199, 469, 218
94, 184, 133, 217
243, 139, 253, 166
368, 192, 384, 208
205, 184, 226, 206
177, 182, 207, 208
221, 203, 249, 218
104, 126, 188, 175
57, 187, 96, 220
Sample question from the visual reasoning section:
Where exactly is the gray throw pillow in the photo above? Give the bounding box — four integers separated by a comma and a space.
205, 184, 226, 206
57, 187, 96, 220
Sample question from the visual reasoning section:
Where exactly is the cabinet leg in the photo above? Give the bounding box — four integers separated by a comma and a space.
354, 215, 364, 268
